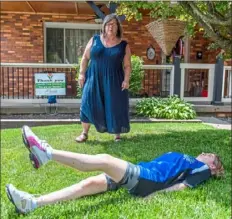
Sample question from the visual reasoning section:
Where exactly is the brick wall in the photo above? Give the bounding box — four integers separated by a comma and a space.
1, 13, 101, 63
1, 14, 44, 63
189, 28, 218, 64
1, 13, 219, 64
123, 17, 162, 65
1, 13, 225, 99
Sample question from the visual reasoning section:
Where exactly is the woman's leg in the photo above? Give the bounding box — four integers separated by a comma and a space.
82, 122, 91, 134
115, 134, 121, 142
76, 122, 91, 142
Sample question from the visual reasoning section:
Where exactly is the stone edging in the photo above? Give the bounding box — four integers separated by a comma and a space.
1, 119, 202, 123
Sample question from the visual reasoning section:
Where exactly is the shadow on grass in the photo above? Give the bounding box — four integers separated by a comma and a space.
59, 194, 132, 218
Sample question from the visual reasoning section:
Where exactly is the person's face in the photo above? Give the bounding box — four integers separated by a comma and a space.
105, 19, 118, 36
196, 153, 217, 173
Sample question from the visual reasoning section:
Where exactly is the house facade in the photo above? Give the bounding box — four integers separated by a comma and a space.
1, 1, 231, 105
1, 2, 219, 64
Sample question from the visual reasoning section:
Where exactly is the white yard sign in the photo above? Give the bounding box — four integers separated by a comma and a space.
35, 73, 66, 96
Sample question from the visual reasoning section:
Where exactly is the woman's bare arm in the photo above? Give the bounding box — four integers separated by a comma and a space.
79, 37, 93, 87
123, 44, 132, 83
122, 44, 132, 90
145, 183, 187, 199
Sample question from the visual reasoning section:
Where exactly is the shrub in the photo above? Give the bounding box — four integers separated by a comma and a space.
129, 55, 144, 96
73, 57, 82, 98
135, 95, 196, 119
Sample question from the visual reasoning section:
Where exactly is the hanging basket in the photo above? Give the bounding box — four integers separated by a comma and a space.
146, 19, 186, 56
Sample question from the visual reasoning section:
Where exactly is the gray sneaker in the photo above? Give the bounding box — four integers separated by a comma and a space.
6, 184, 35, 214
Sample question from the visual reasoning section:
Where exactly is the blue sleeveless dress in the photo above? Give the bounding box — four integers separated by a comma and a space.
80, 35, 130, 134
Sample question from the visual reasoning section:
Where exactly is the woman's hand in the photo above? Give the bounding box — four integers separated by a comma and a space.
78, 74, 85, 88
121, 81, 129, 91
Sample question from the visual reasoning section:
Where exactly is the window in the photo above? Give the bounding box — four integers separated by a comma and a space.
46, 28, 64, 63
45, 23, 101, 64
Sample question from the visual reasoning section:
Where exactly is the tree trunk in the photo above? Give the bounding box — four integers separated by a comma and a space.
180, 2, 231, 54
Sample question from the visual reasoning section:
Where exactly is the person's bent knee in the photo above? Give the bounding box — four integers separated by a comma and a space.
81, 177, 99, 188
96, 154, 113, 165
80, 175, 107, 192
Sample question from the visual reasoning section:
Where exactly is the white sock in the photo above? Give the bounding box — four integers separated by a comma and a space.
46, 146, 53, 160
31, 198, 37, 210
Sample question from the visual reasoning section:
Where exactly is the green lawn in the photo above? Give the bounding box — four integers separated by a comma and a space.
1, 123, 231, 219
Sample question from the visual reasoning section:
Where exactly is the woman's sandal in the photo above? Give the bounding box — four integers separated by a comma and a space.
114, 136, 121, 142
75, 133, 88, 143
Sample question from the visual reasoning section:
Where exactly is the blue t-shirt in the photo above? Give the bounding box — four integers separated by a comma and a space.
137, 152, 211, 188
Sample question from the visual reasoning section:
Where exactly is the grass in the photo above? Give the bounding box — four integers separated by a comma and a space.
1, 123, 231, 219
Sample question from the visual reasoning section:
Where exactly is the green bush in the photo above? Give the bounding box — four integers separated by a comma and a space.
129, 55, 144, 96
73, 57, 82, 98
136, 95, 196, 119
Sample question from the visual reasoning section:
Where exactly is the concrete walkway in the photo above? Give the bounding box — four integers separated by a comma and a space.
1, 116, 231, 130
1, 99, 232, 115
197, 116, 231, 130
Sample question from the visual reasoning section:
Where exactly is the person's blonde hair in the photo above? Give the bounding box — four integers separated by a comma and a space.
213, 154, 224, 178
101, 13, 123, 39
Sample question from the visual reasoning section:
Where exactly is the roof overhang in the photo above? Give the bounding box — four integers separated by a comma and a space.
0, 1, 110, 17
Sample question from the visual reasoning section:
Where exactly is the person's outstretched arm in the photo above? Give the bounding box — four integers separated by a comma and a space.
161, 183, 187, 192
145, 183, 187, 199
145, 168, 211, 199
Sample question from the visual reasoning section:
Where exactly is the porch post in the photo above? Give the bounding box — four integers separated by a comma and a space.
87, 1, 105, 20
173, 56, 181, 97
211, 57, 224, 105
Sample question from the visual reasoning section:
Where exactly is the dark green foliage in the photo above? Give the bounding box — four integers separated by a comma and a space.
136, 96, 196, 119
129, 55, 144, 96
74, 57, 82, 98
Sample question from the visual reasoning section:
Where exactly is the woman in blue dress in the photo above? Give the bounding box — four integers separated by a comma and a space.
76, 14, 132, 142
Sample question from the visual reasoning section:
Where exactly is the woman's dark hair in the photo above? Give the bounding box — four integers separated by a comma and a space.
101, 13, 123, 38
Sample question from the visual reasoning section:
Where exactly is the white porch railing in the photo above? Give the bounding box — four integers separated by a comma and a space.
1, 62, 227, 104
180, 63, 215, 102
142, 65, 174, 96
0, 63, 175, 99
0, 63, 74, 68
222, 66, 232, 103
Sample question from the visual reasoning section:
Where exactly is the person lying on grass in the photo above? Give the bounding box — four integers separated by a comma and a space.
6, 126, 224, 214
